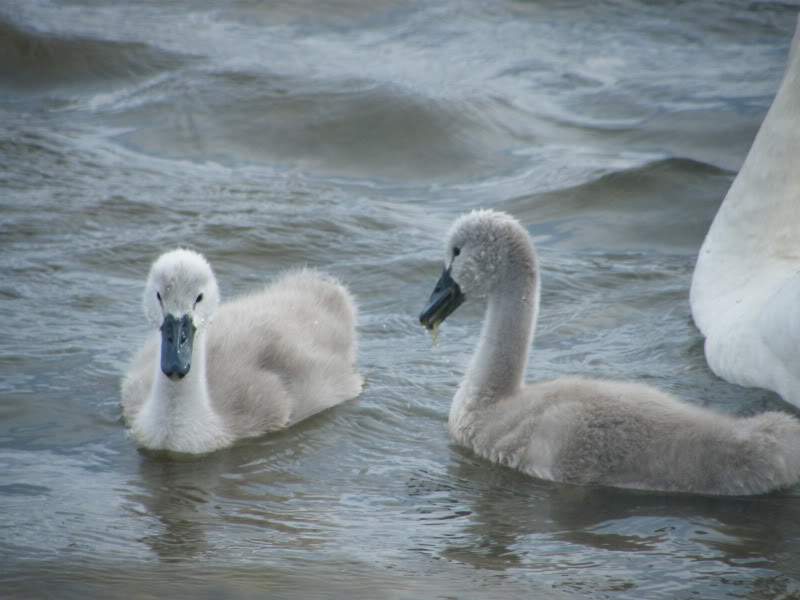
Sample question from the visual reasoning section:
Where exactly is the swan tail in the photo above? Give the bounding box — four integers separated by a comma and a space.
741, 412, 800, 494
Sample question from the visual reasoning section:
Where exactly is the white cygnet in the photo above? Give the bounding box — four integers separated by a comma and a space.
122, 249, 362, 454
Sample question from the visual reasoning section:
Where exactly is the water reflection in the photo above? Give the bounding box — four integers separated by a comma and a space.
126, 421, 343, 562
406, 453, 800, 597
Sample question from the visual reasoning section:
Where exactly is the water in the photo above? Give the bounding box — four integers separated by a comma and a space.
2, 1, 800, 598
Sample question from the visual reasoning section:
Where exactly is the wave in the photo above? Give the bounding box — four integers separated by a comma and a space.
114, 71, 530, 181
0, 17, 187, 92
503, 157, 731, 253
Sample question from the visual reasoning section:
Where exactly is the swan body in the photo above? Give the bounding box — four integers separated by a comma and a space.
122, 249, 362, 454
420, 210, 800, 495
691, 16, 800, 408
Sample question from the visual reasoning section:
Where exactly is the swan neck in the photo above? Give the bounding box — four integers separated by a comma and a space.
140, 329, 217, 436
690, 19, 800, 333
696, 21, 800, 253
464, 269, 537, 401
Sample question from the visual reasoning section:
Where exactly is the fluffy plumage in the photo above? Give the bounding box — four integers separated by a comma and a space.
691, 15, 800, 408
122, 249, 362, 454
420, 210, 800, 495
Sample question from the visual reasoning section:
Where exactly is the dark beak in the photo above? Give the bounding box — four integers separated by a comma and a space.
419, 267, 465, 331
160, 313, 196, 380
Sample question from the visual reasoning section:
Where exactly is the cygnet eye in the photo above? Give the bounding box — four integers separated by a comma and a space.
195, 293, 203, 305
156, 291, 162, 305
453, 247, 461, 257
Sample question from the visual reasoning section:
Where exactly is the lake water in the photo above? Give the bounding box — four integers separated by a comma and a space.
2, 1, 800, 598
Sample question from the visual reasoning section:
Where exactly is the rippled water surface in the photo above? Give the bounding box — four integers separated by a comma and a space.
3, 1, 800, 598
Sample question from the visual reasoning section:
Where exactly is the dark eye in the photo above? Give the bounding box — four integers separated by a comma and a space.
195, 293, 203, 305
453, 247, 461, 257
156, 292, 162, 304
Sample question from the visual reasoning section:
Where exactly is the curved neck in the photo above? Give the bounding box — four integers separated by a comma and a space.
704, 31, 800, 253
691, 20, 800, 333
462, 265, 538, 402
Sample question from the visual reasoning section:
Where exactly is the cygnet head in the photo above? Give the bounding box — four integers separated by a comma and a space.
419, 209, 535, 331
143, 249, 220, 380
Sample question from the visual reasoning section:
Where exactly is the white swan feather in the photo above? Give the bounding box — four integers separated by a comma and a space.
691, 15, 800, 407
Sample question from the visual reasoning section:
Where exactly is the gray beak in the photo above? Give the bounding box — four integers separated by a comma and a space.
419, 267, 465, 331
160, 313, 196, 380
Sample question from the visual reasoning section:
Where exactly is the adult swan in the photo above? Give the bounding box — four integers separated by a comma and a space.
122, 249, 363, 454
420, 209, 800, 495
691, 15, 800, 408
